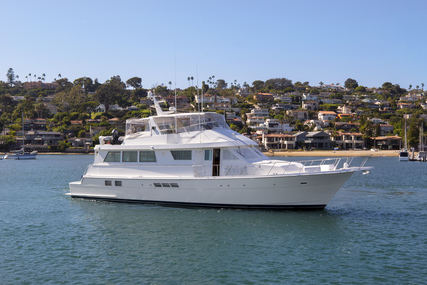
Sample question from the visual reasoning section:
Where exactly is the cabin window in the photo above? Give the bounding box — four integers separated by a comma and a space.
239, 148, 259, 159
105, 180, 112, 186
140, 151, 157, 162
171, 150, 192, 160
204, 150, 212, 161
115, 181, 122, 186
104, 151, 121, 162
123, 151, 138, 162
223, 149, 238, 160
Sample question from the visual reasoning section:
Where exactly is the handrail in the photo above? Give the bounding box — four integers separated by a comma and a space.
88, 156, 371, 178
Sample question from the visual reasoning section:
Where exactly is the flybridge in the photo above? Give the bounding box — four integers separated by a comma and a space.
125, 112, 229, 137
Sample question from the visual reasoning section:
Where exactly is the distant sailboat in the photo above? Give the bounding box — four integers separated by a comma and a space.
4, 113, 37, 160
417, 123, 426, 162
399, 117, 409, 161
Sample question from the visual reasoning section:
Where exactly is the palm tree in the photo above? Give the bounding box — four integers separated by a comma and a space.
409, 84, 412, 90
191, 76, 194, 86
58, 73, 62, 79
416, 85, 419, 90
28, 73, 31, 82
422, 83, 424, 91
187, 77, 190, 87
168, 81, 172, 90
34, 74, 37, 82
42, 73, 46, 82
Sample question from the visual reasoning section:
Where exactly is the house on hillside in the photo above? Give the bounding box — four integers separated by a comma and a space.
318, 111, 337, 121
259, 133, 296, 150
302, 101, 319, 110
286, 110, 309, 121
330, 132, 365, 149
296, 131, 332, 150
372, 136, 402, 150
397, 102, 415, 109
337, 105, 352, 114
254, 93, 274, 103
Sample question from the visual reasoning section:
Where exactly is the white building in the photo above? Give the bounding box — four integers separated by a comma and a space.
317, 111, 337, 121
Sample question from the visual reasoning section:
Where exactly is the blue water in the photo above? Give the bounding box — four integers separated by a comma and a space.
1, 155, 426, 284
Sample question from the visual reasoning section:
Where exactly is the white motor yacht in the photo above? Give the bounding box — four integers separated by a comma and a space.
69, 93, 372, 209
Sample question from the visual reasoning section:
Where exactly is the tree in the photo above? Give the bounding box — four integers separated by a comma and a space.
407, 120, 419, 148
216, 79, 227, 89
264, 78, 293, 90
34, 102, 49, 118
344, 78, 358, 89
93, 76, 126, 112
74, 77, 94, 93
126, 77, 142, 89
55, 78, 73, 92
252, 80, 264, 92
355, 86, 366, 93
374, 123, 381, 137
6, 68, 15, 86
382, 82, 393, 90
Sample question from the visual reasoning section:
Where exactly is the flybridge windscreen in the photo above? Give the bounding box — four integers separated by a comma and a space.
153, 113, 230, 134
126, 118, 150, 136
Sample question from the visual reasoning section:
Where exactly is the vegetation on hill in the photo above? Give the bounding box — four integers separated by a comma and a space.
1, 68, 426, 151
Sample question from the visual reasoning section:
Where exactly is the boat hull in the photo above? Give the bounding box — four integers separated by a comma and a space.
4, 154, 37, 160
69, 171, 355, 209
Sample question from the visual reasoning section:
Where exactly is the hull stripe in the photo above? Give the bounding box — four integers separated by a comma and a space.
71, 195, 326, 210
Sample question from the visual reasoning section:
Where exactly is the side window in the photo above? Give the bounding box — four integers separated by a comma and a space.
104, 151, 121, 162
171, 150, 192, 160
204, 149, 212, 161
140, 151, 157, 162
123, 151, 138, 162
223, 149, 238, 160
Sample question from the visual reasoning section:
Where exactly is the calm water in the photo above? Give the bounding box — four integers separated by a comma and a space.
1, 155, 426, 284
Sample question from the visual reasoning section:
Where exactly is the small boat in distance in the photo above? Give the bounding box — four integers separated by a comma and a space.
4, 148, 38, 160
399, 116, 409, 161
4, 113, 38, 160
69, 91, 373, 209
399, 148, 409, 161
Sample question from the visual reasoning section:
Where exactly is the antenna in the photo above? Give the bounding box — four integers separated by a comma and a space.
174, 46, 178, 142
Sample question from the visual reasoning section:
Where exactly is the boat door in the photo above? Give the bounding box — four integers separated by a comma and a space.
212, 148, 220, 176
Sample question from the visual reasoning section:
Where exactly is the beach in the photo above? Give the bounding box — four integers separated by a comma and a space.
264, 149, 401, 157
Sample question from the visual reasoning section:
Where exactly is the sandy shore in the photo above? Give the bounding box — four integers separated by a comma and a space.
263, 149, 401, 157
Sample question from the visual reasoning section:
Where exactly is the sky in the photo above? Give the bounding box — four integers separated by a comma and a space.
2, 0, 427, 90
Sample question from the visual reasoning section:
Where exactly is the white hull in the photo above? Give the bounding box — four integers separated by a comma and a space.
399, 150, 409, 161
4, 153, 37, 160
68, 95, 372, 210
69, 170, 355, 209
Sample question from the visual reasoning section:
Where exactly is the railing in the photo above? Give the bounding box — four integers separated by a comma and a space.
87, 157, 371, 179
195, 156, 371, 178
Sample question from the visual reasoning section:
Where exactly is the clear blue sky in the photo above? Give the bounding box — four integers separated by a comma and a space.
2, 0, 427, 90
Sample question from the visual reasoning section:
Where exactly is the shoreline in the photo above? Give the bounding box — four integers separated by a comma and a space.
263, 149, 401, 157
0, 150, 404, 157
